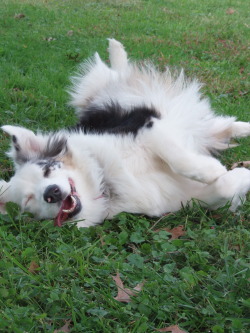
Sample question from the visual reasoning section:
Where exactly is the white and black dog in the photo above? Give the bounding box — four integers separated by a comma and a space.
1, 39, 250, 228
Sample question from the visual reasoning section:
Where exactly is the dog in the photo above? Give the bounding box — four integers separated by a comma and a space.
0, 39, 250, 228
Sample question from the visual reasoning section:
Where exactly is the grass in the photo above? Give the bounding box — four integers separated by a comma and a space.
0, 0, 250, 332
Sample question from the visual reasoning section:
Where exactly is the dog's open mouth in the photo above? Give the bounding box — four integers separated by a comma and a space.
54, 178, 82, 227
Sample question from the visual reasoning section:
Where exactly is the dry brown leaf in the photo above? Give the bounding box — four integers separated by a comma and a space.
156, 324, 187, 333
43, 37, 56, 42
54, 320, 71, 333
112, 272, 144, 303
14, 13, 25, 19
28, 261, 40, 274
239, 91, 248, 96
226, 8, 236, 15
154, 225, 186, 240
230, 244, 241, 251
231, 161, 250, 169
99, 235, 106, 247
67, 30, 74, 36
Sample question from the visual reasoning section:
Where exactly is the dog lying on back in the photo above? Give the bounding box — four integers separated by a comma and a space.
0, 39, 250, 228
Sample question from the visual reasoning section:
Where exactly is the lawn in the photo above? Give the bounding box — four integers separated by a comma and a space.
0, 0, 249, 332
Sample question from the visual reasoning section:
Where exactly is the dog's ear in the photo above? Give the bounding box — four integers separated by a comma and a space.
2, 125, 45, 167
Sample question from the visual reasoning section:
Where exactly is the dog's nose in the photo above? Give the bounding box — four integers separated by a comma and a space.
43, 185, 62, 203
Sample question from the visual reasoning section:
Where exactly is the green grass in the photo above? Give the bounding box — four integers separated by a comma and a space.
0, 0, 250, 332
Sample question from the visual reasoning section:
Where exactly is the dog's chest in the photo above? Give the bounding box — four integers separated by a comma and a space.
104, 151, 177, 215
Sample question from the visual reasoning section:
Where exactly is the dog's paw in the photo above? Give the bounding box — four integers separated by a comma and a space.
215, 168, 250, 211
187, 157, 227, 184
108, 38, 124, 50
107, 38, 128, 71
0, 180, 8, 194
0, 180, 9, 214
232, 121, 250, 138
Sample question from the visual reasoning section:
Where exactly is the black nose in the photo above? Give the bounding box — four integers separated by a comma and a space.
43, 185, 62, 203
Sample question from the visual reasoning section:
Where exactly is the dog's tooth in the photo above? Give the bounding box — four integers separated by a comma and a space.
70, 195, 77, 206
62, 208, 74, 213
62, 195, 77, 213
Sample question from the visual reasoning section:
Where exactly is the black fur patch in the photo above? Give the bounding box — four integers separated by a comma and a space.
36, 160, 62, 177
74, 102, 160, 136
40, 135, 68, 160
12, 135, 21, 152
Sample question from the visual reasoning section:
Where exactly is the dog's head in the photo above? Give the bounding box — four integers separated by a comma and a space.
0, 126, 83, 226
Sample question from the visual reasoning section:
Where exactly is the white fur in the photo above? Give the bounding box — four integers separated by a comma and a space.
1, 39, 250, 228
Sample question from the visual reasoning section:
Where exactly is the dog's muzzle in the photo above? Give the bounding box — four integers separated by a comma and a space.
43, 179, 82, 226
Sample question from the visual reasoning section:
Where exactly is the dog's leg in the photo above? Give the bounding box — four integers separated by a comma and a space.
231, 121, 250, 138
0, 180, 10, 214
195, 168, 250, 211
161, 143, 227, 184
210, 119, 250, 147
108, 38, 128, 71
144, 122, 227, 184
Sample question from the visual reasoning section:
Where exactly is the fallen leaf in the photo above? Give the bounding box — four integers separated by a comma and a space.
112, 272, 144, 303
156, 324, 187, 333
43, 37, 56, 42
99, 235, 106, 247
239, 91, 248, 96
14, 13, 25, 19
231, 161, 250, 169
230, 244, 241, 251
28, 261, 40, 274
154, 225, 186, 240
67, 30, 74, 36
226, 8, 236, 15
54, 320, 71, 333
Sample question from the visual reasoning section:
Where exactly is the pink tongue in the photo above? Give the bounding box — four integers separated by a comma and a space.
54, 196, 72, 227
54, 210, 67, 227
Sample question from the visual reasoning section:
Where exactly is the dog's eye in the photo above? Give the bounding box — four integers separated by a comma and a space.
42, 161, 62, 178
43, 167, 51, 178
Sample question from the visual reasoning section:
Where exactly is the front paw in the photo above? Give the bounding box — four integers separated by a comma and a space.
194, 163, 227, 184
186, 157, 227, 184
0, 180, 9, 213
215, 168, 250, 211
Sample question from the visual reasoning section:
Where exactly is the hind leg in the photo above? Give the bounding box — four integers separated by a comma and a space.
211, 118, 250, 146
108, 38, 129, 72
196, 168, 250, 211
232, 121, 250, 138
